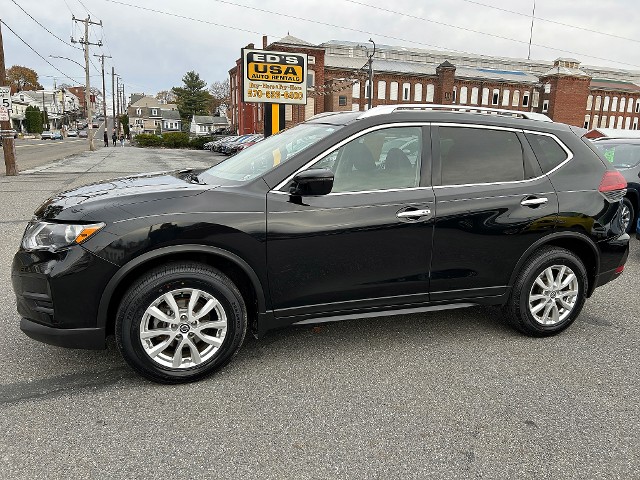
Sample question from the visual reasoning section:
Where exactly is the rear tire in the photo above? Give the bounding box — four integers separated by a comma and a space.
503, 247, 588, 337
621, 197, 635, 233
115, 262, 247, 384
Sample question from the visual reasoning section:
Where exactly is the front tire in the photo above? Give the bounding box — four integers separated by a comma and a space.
116, 262, 247, 384
503, 247, 588, 337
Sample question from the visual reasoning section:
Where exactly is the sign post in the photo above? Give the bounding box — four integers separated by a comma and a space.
242, 48, 307, 137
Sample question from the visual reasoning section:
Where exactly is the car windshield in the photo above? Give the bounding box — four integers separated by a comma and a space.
592, 141, 640, 169
199, 123, 340, 184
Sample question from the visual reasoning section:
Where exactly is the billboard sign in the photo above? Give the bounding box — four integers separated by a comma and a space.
242, 48, 307, 105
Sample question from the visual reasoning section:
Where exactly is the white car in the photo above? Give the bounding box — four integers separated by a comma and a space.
67, 130, 78, 137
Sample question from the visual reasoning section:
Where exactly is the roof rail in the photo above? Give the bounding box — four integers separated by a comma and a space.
357, 104, 553, 122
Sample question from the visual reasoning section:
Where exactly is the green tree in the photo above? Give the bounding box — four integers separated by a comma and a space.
25, 106, 43, 134
119, 114, 130, 136
172, 71, 212, 121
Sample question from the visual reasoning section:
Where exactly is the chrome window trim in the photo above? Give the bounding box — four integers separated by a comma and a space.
269, 186, 434, 196
433, 124, 573, 189
272, 122, 428, 192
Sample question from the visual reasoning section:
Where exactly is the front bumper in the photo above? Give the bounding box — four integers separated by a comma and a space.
12, 245, 118, 349
20, 318, 106, 349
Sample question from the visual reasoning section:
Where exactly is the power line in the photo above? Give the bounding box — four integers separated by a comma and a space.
76, 0, 96, 18
210, 0, 640, 69
9, 0, 81, 50
457, 0, 640, 44
0, 19, 82, 85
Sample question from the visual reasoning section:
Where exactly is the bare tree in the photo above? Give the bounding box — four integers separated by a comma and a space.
209, 79, 230, 116
156, 90, 176, 104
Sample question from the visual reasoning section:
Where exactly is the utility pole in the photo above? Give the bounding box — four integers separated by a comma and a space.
367, 38, 375, 111
0, 18, 17, 175
93, 53, 111, 126
71, 15, 102, 151
115, 75, 120, 133
111, 67, 116, 135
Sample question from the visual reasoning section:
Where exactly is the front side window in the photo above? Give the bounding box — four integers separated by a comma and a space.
439, 127, 525, 185
308, 126, 422, 193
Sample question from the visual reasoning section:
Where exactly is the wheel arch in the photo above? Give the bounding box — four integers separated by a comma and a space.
98, 245, 267, 335
508, 232, 600, 298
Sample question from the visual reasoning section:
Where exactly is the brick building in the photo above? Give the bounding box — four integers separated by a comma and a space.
229, 37, 640, 134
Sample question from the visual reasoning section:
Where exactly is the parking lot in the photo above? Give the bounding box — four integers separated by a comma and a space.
1, 146, 639, 478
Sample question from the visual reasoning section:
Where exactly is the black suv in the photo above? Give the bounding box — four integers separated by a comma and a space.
12, 105, 629, 383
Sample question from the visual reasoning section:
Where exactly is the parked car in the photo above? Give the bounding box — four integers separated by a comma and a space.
221, 134, 255, 154
40, 131, 53, 140
12, 104, 629, 384
590, 137, 640, 233
78, 130, 88, 138
233, 134, 264, 153
52, 131, 63, 140
67, 130, 78, 138
212, 135, 238, 152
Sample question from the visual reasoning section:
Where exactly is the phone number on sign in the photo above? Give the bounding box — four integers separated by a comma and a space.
247, 89, 304, 100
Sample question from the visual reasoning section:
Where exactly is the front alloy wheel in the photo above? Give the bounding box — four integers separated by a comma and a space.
116, 262, 247, 383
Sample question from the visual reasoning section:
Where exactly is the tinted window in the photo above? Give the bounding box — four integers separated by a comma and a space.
592, 141, 640, 169
439, 127, 525, 185
525, 133, 568, 173
310, 127, 422, 193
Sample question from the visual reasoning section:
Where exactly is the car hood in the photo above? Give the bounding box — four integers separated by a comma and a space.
34, 170, 213, 222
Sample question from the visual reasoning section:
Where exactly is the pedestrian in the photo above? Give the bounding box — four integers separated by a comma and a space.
103, 130, 108, 147
120, 134, 125, 147
112, 131, 117, 147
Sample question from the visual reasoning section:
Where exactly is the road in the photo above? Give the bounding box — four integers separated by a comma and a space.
0, 146, 639, 478
2, 119, 111, 174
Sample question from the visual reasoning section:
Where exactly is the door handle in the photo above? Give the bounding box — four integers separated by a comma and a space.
396, 209, 431, 219
521, 197, 548, 207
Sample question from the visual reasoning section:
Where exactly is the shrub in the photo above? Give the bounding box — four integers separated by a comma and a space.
188, 135, 214, 149
162, 132, 190, 148
134, 133, 163, 147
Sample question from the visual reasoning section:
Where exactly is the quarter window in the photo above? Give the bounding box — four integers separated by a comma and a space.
439, 127, 525, 185
525, 133, 568, 174
310, 127, 422, 193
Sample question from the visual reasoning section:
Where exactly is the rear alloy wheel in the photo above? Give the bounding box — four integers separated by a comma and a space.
620, 198, 635, 233
116, 262, 247, 383
504, 247, 588, 336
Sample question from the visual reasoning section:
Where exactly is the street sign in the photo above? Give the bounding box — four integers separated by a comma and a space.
0, 86, 11, 111
0, 106, 9, 122
242, 49, 308, 105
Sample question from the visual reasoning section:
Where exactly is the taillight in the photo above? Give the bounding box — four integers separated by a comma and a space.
599, 170, 627, 192
599, 170, 627, 202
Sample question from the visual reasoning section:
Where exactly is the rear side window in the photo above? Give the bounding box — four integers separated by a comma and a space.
525, 133, 568, 173
439, 127, 525, 185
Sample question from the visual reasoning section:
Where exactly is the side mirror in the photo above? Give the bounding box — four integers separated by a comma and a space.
290, 168, 334, 196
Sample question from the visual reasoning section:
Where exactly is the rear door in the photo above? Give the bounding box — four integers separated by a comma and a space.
430, 124, 559, 301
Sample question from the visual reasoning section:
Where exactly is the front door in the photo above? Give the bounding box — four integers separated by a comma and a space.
266, 125, 435, 320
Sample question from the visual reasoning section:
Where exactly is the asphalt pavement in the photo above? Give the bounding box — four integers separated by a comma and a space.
0, 146, 638, 479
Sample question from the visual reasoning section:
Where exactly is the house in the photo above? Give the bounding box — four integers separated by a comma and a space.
128, 96, 179, 134
10, 89, 81, 131
190, 115, 229, 135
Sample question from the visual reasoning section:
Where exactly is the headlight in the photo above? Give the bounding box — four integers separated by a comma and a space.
22, 221, 105, 251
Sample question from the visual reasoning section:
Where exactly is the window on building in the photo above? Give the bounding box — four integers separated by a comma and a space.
532, 91, 539, 108
522, 91, 530, 107
352, 81, 360, 99
608, 116, 615, 128
452, 86, 457, 103
634, 118, 639, 130
154, 120, 160, 126
459, 86, 468, 105
616, 116, 623, 129
586, 95, 593, 110
544, 83, 551, 94
636, 99, 640, 113
390, 82, 399, 101
136, 108, 141, 115
584, 115, 590, 129
414, 83, 423, 102
471, 87, 479, 105
151, 109, 158, 116
338, 95, 347, 106
352, 104, 360, 112
542, 100, 549, 112
402, 83, 410, 101
481, 88, 489, 105
307, 70, 315, 88
439, 127, 525, 185
378, 81, 386, 100
135, 119, 143, 125
502, 89, 510, 107
627, 97, 633, 113
426, 84, 435, 102
512, 90, 520, 107
285, 104, 293, 121
492, 89, 500, 105
365, 80, 371, 99
612, 97, 618, 111
625, 117, 631, 129
600, 115, 607, 128
603, 96, 610, 111
595, 96, 602, 111
592, 115, 598, 129
619, 97, 626, 112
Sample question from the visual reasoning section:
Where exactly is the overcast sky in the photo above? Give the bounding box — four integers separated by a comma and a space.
3, 0, 640, 103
